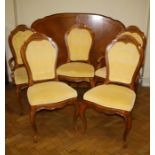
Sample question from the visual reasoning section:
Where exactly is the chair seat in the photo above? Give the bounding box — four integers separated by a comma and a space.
56, 62, 94, 77
27, 81, 77, 105
95, 67, 106, 78
14, 67, 28, 84
84, 84, 136, 111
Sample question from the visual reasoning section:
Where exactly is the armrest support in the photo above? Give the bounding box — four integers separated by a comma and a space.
8, 57, 15, 71
96, 55, 105, 69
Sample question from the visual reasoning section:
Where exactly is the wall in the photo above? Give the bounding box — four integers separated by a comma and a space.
5, 0, 16, 80
5, 0, 150, 86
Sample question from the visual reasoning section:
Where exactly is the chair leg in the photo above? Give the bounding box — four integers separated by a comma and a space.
16, 85, 23, 115
79, 102, 87, 134
30, 106, 38, 142
90, 78, 95, 88
123, 112, 132, 142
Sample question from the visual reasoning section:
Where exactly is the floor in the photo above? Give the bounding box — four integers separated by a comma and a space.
6, 84, 150, 155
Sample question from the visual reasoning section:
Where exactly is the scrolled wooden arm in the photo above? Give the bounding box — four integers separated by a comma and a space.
97, 55, 105, 63
96, 55, 105, 69
8, 57, 15, 71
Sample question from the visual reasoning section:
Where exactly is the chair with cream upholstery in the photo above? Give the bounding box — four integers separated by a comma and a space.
79, 35, 143, 141
95, 25, 146, 86
56, 24, 95, 87
21, 33, 77, 141
8, 25, 35, 114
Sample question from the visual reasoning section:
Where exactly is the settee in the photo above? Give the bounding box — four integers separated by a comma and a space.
31, 13, 126, 68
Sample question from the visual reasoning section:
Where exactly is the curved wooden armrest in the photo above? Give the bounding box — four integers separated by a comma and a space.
97, 55, 105, 63
8, 57, 15, 71
96, 55, 105, 69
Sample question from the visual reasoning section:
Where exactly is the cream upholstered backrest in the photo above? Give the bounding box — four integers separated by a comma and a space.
119, 31, 143, 47
66, 26, 93, 61
12, 30, 34, 65
106, 37, 141, 84
22, 33, 58, 82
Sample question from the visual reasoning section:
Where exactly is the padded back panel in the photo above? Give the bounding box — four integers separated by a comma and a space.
66, 28, 93, 61
12, 30, 34, 64
119, 32, 143, 47
108, 42, 140, 84
25, 40, 57, 81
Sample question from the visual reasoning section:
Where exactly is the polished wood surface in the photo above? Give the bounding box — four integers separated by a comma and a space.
6, 84, 150, 155
31, 13, 125, 68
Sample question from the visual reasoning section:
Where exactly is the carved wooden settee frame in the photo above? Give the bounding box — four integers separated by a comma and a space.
31, 13, 126, 68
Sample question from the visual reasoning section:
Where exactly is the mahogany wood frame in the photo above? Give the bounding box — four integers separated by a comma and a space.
31, 13, 126, 68
57, 24, 95, 87
8, 25, 35, 114
21, 33, 77, 142
95, 25, 146, 86
78, 35, 143, 142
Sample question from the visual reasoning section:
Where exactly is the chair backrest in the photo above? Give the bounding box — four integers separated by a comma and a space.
105, 35, 143, 88
21, 33, 58, 85
9, 25, 35, 66
118, 26, 146, 49
65, 24, 94, 62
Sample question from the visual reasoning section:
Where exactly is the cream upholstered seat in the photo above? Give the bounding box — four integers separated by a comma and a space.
21, 32, 77, 141
79, 35, 143, 141
8, 25, 34, 113
28, 81, 77, 105
94, 66, 106, 78
56, 24, 95, 87
57, 62, 94, 77
84, 84, 135, 111
14, 67, 28, 84
95, 25, 145, 84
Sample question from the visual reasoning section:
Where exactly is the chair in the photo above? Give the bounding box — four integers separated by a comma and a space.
8, 25, 35, 114
79, 35, 143, 141
56, 24, 95, 87
95, 25, 146, 85
21, 33, 77, 141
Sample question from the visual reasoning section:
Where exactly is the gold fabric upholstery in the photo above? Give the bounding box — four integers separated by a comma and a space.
14, 67, 28, 84
26, 40, 57, 81
12, 30, 34, 65
27, 81, 77, 105
95, 67, 106, 78
120, 32, 143, 47
67, 28, 93, 61
108, 42, 139, 84
84, 84, 136, 111
57, 62, 94, 77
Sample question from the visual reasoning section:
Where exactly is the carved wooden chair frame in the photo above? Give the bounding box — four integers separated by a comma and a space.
95, 25, 146, 86
8, 25, 35, 114
57, 24, 95, 87
21, 33, 77, 141
77, 35, 143, 142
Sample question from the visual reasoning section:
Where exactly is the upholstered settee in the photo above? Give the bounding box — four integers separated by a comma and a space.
31, 13, 126, 68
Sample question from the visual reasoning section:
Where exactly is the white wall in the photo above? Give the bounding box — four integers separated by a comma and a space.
5, 0, 16, 80
142, 24, 150, 86
6, 0, 150, 85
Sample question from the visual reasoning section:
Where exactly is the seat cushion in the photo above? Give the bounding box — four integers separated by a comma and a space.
27, 81, 77, 105
95, 67, 106, 78
56, 62, 94, 77
84, 84, 136, 111
14, 67, 28, 84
